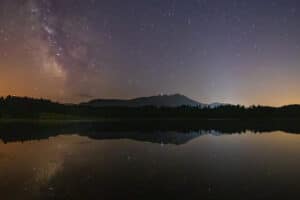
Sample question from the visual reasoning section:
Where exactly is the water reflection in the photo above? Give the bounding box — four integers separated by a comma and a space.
1, 120, 300, 144
1, 121, 300, 199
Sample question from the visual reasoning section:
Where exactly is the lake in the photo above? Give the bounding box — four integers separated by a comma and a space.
1, 121, 300, 199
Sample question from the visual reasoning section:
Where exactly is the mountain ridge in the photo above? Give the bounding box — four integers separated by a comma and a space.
81, 94, 225, 108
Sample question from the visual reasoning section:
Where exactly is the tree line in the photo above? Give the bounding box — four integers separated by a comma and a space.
1, 96, 300, 119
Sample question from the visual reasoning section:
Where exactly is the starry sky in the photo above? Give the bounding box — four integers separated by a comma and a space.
0, 0, 300, 106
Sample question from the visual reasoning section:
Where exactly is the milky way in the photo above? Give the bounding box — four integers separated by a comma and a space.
0, 0, 300, 105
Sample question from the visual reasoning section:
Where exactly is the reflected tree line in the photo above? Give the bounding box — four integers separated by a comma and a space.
1, 119, 300, 144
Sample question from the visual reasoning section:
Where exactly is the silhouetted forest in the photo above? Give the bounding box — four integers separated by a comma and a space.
1, 96, 300, 119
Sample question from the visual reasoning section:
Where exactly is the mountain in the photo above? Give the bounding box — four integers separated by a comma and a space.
81, 94, 204, 107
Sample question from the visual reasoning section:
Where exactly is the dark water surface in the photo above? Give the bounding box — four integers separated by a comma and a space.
1, 121, 300, 199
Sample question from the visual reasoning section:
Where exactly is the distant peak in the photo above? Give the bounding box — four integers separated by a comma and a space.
82, 94, 202, 107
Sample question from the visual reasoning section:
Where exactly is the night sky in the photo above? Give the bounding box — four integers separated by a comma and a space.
0, 0, 300, 106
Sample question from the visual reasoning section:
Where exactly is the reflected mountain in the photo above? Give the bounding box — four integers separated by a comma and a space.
1, 119, 300, 144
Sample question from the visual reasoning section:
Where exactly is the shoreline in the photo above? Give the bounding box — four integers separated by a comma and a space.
2, 118, 300, 123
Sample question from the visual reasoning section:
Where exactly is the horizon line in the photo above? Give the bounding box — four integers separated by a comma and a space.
1, 94, 300, 108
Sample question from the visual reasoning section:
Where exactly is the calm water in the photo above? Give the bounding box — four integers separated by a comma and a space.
1, 122, 300, 199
